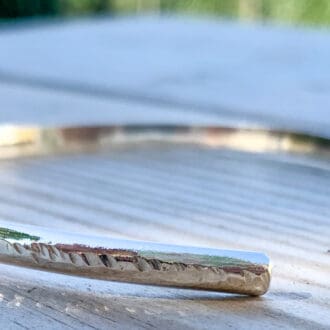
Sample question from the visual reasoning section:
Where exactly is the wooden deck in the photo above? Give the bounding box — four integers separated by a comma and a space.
0, 16, 329, 329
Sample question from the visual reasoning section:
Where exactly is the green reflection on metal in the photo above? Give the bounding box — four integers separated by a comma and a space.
140, 251, 251, 267
0, 227, 40, 241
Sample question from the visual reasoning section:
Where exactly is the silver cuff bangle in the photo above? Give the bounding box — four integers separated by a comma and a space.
2, 124, 326, 296
0, 222, 271, 296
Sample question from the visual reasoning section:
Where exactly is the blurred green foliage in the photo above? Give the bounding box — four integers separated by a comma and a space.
0, 227, 40, 241
1, 0, 330, 26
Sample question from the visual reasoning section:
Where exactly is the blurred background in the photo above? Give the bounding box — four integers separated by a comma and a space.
1, 0, 330, 26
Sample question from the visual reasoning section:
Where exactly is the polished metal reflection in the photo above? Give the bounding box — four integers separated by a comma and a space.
0, 222, 270, 296
0, 124, 330, 159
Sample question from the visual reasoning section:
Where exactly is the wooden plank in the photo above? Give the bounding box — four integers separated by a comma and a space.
0, 17, 330, 136
0, 146, 329, 329
0, 82, 224, 127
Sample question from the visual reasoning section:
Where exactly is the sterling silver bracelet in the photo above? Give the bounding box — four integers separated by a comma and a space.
1, 124, 327, 296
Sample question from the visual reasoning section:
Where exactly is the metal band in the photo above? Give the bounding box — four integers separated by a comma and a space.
0, 222, 270, 296
0, 124, 329, 159
3, 124, 324, 295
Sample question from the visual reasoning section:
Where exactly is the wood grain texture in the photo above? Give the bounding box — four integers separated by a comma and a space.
0, 16, 329, 329
0, 146, 329, 329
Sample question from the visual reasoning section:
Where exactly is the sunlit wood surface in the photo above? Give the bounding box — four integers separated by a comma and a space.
0, 17, 329, 329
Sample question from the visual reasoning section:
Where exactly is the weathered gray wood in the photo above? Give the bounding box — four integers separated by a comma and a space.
0, 146, 329, 329
0, 82, 224, 127
1, 17, 330, 136
0, 16, 329, 329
